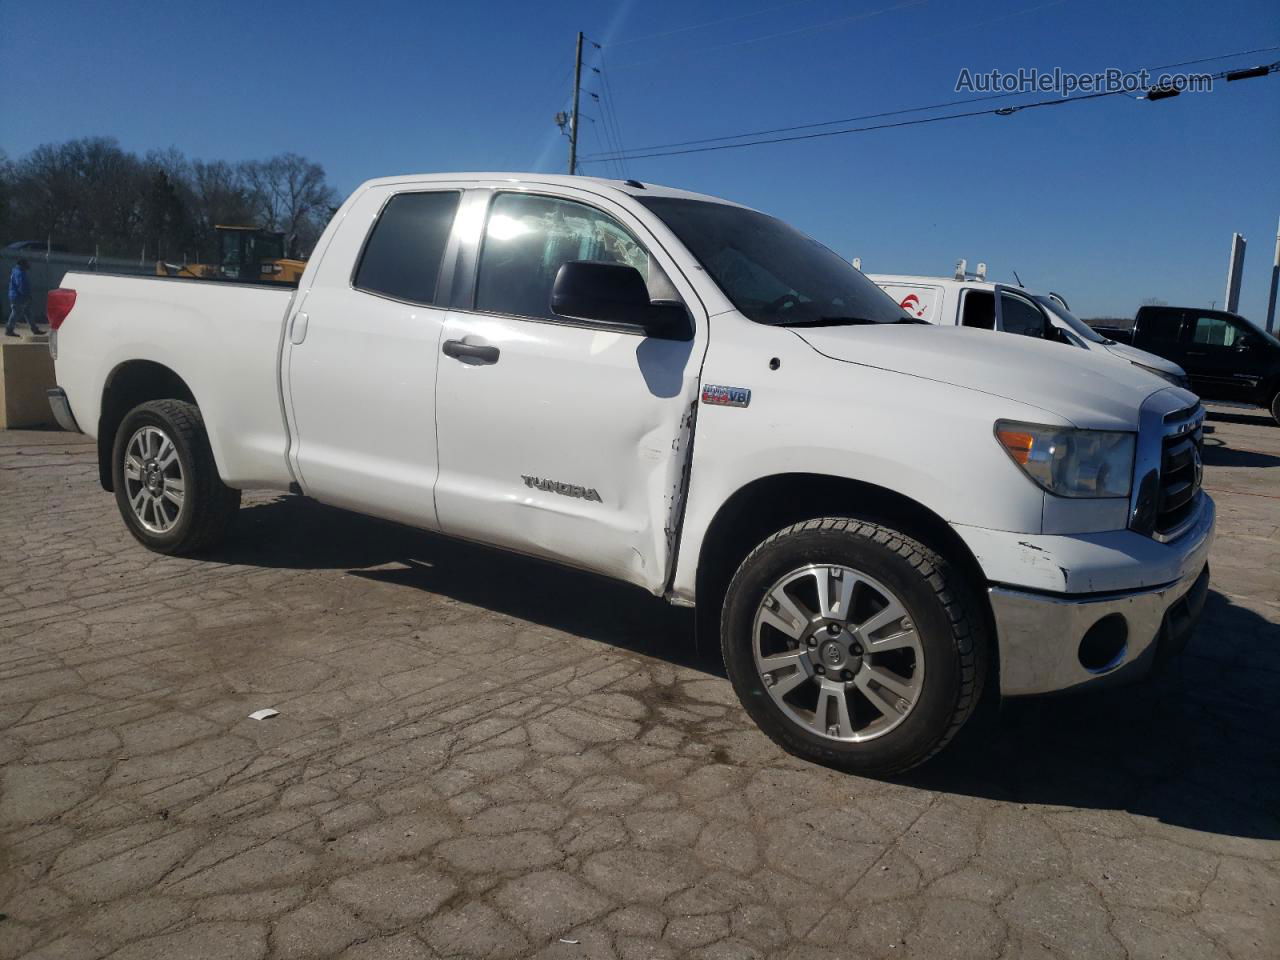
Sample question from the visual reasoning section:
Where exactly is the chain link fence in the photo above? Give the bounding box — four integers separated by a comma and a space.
2, 247, 159, 321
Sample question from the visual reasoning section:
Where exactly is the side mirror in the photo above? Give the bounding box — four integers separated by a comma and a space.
1234, 333, 1256, 350
551, 261, 691, 340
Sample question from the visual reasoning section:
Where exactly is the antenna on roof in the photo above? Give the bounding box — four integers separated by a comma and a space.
1012, 270, 1024, 287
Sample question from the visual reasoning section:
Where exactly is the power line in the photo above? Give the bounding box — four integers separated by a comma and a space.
608, 0, 926, 70
581, 60, 1279, 163
604, 0, 826, 49
581, 47, 1280, 161
593, 50, 631, 179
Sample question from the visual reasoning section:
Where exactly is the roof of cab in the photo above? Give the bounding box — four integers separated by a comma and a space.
353, 172, 746, 207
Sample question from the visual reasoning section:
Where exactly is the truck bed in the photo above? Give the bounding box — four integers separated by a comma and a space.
52, 272, 297, 490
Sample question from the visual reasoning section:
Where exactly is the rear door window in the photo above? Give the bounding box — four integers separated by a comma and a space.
1139, 309, 1187, 344
354, 191, 461, 305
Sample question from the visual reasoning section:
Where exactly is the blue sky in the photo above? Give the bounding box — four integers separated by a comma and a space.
4, 0, 1279, 320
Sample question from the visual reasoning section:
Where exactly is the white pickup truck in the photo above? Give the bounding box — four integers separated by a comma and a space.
45, 173, 1215, 774
871, 272, 1192, 389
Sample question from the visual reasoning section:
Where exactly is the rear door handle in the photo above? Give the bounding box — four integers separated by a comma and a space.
442, 339, 500, 365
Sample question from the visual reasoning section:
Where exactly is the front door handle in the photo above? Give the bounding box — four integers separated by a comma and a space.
289, 311, 309, 345
442, 339, 500, 365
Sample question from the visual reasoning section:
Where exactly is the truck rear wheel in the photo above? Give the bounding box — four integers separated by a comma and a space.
1270, 389, 1280, 427
721, 517, 987, 775
111, 399, 240, 555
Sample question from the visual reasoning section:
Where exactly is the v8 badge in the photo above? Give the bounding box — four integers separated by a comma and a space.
701, 384, 751, 408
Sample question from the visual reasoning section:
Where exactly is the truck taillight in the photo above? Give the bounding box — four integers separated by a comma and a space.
47, 289, 77, 330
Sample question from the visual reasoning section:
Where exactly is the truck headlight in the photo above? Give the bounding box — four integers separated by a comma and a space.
995, 421, 1135, 498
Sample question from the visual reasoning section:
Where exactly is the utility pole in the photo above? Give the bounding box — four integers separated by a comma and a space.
1266, 216, 1280, 335
1224, 232, 1246, 314
568, 31, 584, 176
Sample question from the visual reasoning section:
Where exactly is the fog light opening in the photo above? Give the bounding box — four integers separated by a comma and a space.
1078, 614, 1129, 673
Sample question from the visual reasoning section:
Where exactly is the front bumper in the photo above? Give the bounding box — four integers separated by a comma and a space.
984, 496, 1215, 696
47, 387, 81, 433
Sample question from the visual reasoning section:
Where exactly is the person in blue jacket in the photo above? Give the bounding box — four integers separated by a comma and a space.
7, 259, 45, 337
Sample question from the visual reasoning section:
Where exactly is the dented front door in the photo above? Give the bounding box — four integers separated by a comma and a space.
432, 187, 704, 594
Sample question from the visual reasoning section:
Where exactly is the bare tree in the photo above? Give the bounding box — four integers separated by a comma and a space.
240, 153, 338, 257
2, 139, 337, 263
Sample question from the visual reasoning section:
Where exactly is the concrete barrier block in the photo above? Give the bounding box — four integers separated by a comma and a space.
0, 340, 57, 428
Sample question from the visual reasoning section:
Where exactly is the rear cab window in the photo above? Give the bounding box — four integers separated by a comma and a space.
354, 191, 461, 304
960, 290, 995, 329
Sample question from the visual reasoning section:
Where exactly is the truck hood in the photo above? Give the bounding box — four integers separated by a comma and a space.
1100, 339, 1186, 376
793, 323, 1189, 430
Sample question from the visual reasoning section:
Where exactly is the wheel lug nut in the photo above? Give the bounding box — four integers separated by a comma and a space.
826, 724, 839, 736
827, 623, 841, 636
807, 637, 817, 648
852, 644, 863, 655
814, 664, 825, 675
763, 673, 775, 687
842, 669, 853, 681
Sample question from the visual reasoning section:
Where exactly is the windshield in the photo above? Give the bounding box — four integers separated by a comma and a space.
1034, 295, 1109, 344
638, 196, 909, 326
1239, 314, 1280, 349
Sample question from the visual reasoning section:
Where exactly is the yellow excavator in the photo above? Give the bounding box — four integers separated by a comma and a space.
157, 225, 306, 284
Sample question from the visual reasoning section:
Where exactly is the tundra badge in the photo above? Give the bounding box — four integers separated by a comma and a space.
521, 475, 603, 503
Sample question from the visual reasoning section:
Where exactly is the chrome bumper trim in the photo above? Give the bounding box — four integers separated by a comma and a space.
47, 388, 81, 434
991, 497, 1214, 696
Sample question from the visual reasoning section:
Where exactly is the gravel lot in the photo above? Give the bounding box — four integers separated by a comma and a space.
1, 405, 1277, 960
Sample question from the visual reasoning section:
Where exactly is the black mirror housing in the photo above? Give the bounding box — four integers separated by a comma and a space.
551, 261, 691, 340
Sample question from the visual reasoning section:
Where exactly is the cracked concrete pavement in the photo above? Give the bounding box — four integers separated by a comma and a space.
0, 404, 1277, 959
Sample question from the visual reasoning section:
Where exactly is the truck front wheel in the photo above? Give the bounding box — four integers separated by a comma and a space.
1269, 389, 1280, 427
111, 399, 240, 555
721, 517, 987, 775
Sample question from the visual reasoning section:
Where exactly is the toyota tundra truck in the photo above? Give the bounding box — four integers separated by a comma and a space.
44, 173, 1214, 774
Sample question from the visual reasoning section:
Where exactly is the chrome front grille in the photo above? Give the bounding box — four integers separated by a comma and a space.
1130, 397, 1205, 541
1155, 412, 1203, 537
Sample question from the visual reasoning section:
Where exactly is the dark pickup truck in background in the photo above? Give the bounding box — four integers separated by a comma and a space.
1093, 306, 1280, 425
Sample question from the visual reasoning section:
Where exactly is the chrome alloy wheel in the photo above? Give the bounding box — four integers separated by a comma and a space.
752, 564, 925, 742
123, 425, 185, 534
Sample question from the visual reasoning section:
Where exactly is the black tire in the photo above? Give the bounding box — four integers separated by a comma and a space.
111, 399, 240, 555
721, 517, 987, 776
1270, 389, 1280, 427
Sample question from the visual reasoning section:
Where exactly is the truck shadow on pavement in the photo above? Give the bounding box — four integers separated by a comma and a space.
220, 494, 709, 673
907, 589, 1280, 842
216, 497, 1278, 842
1205, 407, 1277, 429
1200, 434, 1280, 468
